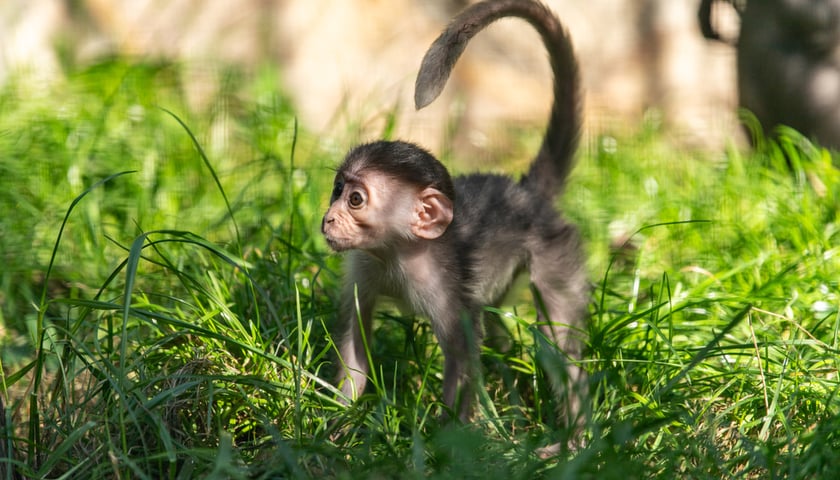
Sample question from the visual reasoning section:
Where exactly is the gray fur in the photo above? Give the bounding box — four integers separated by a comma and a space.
325, 0, 588, 426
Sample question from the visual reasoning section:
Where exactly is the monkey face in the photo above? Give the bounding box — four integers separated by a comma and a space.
322, 170, 415, 251
322, 168, 454, 252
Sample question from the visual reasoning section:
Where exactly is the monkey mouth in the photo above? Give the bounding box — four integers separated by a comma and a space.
322, 219, 349, 251
323, 235, 351, 252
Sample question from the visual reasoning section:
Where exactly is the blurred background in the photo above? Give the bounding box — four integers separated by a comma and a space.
0, 0, 740, 155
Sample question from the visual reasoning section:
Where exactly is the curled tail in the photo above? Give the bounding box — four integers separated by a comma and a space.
414, 0, 581, 200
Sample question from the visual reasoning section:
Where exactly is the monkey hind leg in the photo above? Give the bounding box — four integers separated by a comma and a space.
433, 310, 484, 422
528, 227, 590, 430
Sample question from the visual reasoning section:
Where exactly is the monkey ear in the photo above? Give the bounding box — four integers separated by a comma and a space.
411, 187, 454, 239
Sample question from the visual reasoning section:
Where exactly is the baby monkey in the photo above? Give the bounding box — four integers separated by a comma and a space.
322, 0, 588, 424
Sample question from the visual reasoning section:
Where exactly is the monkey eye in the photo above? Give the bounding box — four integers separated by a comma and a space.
348, 190, 365, 208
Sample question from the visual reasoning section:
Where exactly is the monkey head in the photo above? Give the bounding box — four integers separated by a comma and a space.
321, 141, 455, 252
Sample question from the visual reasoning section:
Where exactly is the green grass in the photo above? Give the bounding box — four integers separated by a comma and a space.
1, 59, 839, 479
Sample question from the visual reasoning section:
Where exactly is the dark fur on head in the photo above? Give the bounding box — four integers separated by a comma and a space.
340, 141, 456, 202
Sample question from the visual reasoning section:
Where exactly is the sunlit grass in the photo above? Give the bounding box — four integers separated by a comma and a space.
1, 59, 838, 478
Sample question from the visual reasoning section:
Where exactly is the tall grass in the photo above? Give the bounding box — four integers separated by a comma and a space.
0, 59, 838, 478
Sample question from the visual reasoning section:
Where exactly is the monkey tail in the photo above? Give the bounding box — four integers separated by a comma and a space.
414, 0, 581, 200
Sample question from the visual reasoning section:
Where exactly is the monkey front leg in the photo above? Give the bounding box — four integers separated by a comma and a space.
335, 252, 384, 402
335, 284, 375, 402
